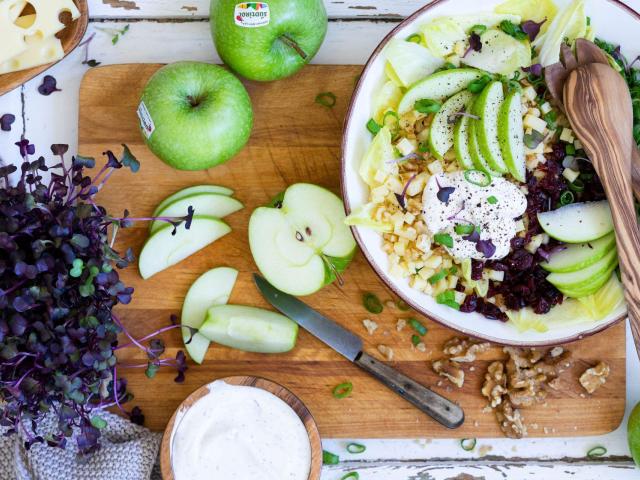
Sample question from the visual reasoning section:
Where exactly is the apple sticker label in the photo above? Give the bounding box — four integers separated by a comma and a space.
137, 101, 155, 138
234, 2, 270, 28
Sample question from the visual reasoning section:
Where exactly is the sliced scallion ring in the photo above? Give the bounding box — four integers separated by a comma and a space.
406, 33, 422, 43
333, 382, 354, 399
460, 438, 477, 451
382, 110, 400, 136
363, 292, 383, 314
346, 442, 366, 454
587, 446, 607, 459
315, 92, 337, 108
323, 450, 340, 465
464, 169, 492, 187
396, 299, 410, 311
411, 334, 421, 346
408, 318, 428, 335
340, 473, 360, 480
366, 118, 381, 135
568, 178, 586, 193
560, 190, 574, 206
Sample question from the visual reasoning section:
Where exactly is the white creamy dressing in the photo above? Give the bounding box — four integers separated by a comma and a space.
171, 380, 311, 480
422, 171, 527, 260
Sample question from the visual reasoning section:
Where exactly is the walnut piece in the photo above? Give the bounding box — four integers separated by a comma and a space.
362, 319, 378, 335
481, 361, 507, 408
377, 344, 394, 361
433, 359, 464, 388
396, 318, 406, 332
443, 337, 491, 363
579, 361, 610, 394
496, 400, 528, 439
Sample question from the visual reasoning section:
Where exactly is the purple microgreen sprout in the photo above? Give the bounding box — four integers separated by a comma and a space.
522, 63, 543, 77
386, 152, 419, 164
448, 108, 480, 124
37, 75, 61, 96
79, 33, 101, 67
476, 239, 497, 258
1, 114, 15, 132
435, 177, 455, 203
394, 173, 418, 210
521, 19, 546, 42
464, 32, 483, 57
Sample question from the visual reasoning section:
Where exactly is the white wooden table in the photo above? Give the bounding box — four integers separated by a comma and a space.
1, 1, 639, 478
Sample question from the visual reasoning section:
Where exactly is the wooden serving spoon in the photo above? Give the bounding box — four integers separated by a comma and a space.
564, 62, 640, 357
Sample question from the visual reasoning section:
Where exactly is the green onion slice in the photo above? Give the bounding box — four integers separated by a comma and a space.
363, 292, 383, 314
382, 110, 400, 136
436, 290, 460, 310
454, 223, 475, 235
366, 118, 381, 135
587, 446, 607, 458
396, 299, 411, 311
408, 318, 427, 335
460, 438, 477, 451
464, 169, 492, 187
323, 450, 340, 465
411, 334, 421, 346
470, 24, 487, 34
568, 178, 585, 193
559, 190, 574, 206
406, 33, 422, 43
433, 233, 454, 248
428, 269, 448, 285
333, 382, 354, 399
346, 442, 366, 454
340, 473, 360, 480
487, 195, 498, 204
315, 92, 337, 108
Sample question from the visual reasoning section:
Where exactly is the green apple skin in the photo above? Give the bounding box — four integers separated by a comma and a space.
210, 0, 328, 81
139, 61, 253, 171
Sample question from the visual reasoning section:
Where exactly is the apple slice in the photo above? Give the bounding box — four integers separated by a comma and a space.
468, 117, 502, 177
498, 89, 526, 182
181, 267, 238, 364
472, 81, 508, 174
555, 261, 619, 298
199, 305, 298, 353
397, 68, 484, 114
249, 183, 356, 296
540, 232, 616, 273
546, 248, 618, 293
138, 216, 231, 279
537, 201, 613, 243
453, 95, 477, 170
429, 90, 475, 159
152, 185, 233, 217
150, 193, 243, 234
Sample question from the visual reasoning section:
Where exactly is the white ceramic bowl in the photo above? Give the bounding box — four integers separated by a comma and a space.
342, 0, 637, 346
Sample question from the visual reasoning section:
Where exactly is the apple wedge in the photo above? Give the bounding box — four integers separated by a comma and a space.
138, 216, 231, 279
453, 95, 477, 170
498, 89, 526, 182
537, 201, 613, 243
546, 248, 618, 295
468, 117, 502, 177
249, 183, 356, 296
429, 90, 475, 159
181, 267, 238, 364
152, 185, 233, 217
200, 305, 298, 353
397, 68, 484, 114
540, 232, 616, 273
472, 81, 508, 174
150, 193, 243, 234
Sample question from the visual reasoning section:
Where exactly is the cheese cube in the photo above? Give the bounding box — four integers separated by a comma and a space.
562, 168, 580, 183
559, 128, 575, 143
396, 137, 416, 156
523, 114, 548, 133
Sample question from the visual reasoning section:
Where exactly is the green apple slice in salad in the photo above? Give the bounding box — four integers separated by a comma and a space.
472, 80, 508, 173
538, 201, 614, 243
541, 232, 617, 273
546, 248, 618, 296
429, 90, 475, 159
453, 95, 478, 170
497, 89, 526, 182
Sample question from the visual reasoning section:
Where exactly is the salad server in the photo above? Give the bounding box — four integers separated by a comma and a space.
254, 274, 465, 429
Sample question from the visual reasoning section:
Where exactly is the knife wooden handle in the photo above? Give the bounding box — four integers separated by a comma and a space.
355, 352, 465, 429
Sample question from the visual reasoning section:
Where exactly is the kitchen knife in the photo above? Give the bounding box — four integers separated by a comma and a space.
254, 274, 465, 429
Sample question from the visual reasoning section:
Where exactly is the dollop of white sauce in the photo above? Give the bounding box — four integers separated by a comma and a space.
171, 380, 311, 480
422, 171, 527, 260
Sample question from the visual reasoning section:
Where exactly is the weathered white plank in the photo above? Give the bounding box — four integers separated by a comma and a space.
88, 0, 423, 20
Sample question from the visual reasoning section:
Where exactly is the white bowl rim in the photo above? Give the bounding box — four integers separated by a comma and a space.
340, 0, 636, 347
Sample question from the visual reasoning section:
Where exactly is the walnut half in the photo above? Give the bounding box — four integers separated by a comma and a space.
443, 337, 491, 363
579, 361, 610, 394
433, 359, 465, 388
496, 400, 528, 439
481, 361, 507, 408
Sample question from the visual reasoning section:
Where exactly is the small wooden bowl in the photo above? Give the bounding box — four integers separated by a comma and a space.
160, 376, 322, 480
0, 0, 88, 97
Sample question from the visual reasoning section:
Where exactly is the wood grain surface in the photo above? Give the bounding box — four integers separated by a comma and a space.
159, 376, 322, 480
0, 0, 88, 97
564, 63, 640, 358
81, 64, 626, 438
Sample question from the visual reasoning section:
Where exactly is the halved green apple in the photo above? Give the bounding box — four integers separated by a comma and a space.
429, 90, 475, 159
397, 68, 484, 114
498, 89, 526, 182
152, 185, 233, 217
541, 232, 616, 273
249, 183, 356, 296
138, 216, 231, 279
200, 305, 298, 353
150, 193, 243, 234
537, 201, 613, 243
472, 81, 508, 173
181, 267, 238, 364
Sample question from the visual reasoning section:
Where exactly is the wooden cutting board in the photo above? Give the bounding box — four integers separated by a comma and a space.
80, 64, 625, 438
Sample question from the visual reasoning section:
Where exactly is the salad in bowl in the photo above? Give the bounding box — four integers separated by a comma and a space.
342, 0, 638, 344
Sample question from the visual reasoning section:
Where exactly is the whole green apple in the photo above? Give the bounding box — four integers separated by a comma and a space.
138, 61, 253, 171
210, 0, 328, 81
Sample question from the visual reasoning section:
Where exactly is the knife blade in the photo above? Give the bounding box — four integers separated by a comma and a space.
254, 274, 465, 429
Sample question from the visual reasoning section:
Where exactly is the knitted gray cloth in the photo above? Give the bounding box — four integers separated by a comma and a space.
0, 411, 162, 480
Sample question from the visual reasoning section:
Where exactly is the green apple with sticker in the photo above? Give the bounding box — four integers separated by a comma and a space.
210, 0, 328, 81
137, 61, 253, 171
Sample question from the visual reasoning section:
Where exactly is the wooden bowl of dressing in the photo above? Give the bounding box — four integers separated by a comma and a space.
160, 376, 322, 480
